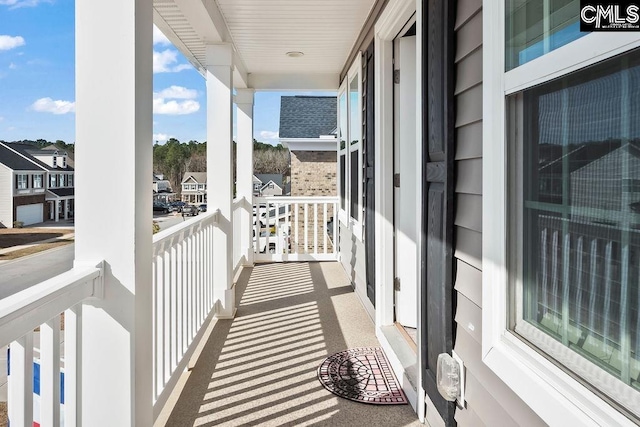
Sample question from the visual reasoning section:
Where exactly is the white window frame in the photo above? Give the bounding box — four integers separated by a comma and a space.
16, 174, 28, 190
337, 56, 364, 240
33, 174, 43, 189
338, 80, 349, 225
483, 3, 640, 426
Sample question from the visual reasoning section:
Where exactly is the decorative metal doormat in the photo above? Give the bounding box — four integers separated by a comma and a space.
317, 347, 408, 405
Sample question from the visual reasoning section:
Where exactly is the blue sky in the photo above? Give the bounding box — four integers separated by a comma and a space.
0, 0, 333, 146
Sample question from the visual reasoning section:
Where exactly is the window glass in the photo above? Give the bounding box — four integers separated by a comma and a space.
339, 93, 347, 151
506, 0, 586, 71
340, 155, 346, 210
510, 50, 640, 415
17, 174, 28, 189
350, 151, 359, 219
349, 76, 360, 146
33, 174, 43, 188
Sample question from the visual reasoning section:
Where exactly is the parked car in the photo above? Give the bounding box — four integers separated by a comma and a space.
252, 205, 290, 227
198, 204, 207, 212
170, 201, 186, 212
153, 202, 170, 214
181, 204, 199, 217
253, 225, 290, 254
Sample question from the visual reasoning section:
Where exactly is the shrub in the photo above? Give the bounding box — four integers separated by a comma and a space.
13, 221, 24, 228
152, 221, 160, 234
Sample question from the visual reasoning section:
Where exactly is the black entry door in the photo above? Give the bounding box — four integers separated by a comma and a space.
421, 0, 456, 425
364, 41, 376, 306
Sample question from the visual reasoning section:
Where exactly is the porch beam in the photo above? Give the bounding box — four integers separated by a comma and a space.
206, 43, 236, 318
75, 0, 153, 425
248, 73, 339, 91
236, 88, 255, 266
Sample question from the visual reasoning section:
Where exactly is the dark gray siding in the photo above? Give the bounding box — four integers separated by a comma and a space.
452, 0, 545, 425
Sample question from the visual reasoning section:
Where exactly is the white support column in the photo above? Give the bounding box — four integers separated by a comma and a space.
75, 0, 153, 425
236, 89, 255, 266
54, 200, 60, 222
64, 199, 69, 220
206, 44, 236, 319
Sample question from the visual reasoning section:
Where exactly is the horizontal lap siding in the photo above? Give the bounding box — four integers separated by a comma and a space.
452, 0, 544, 425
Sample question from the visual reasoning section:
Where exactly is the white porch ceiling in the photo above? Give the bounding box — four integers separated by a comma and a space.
153, 0, 377, 90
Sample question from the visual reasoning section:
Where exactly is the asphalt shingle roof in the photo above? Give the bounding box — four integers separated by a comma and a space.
279, 96, 337, 139
181, 172, 207, 184
8, 143, 75, 171
0, 143, 45, 171
48, 188, 75, 197
255, 174, 283, 188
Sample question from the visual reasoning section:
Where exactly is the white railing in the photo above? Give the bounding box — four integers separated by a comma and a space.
253, 196, 339, 262
233, 197, 253, 272
151, 210, 219, 420
2, 265, 103, 427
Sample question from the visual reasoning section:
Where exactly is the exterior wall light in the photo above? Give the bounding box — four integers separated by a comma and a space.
436, 352, 465, 406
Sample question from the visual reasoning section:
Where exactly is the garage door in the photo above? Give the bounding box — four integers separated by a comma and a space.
16, 204, 43, 226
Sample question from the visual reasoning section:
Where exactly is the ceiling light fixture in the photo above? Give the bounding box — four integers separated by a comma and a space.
286, 51, 304, 58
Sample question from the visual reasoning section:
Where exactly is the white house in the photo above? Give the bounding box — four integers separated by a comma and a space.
181, 172, 207, 204
4, 1, 639, 427
0, 142, 74, 227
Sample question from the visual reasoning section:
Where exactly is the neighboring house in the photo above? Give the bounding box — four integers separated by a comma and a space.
181, 172, 207, 203
279, 96, 337, 198
0, 142, 74, 227
253, 173, 286, 196
153, 173, 176, 203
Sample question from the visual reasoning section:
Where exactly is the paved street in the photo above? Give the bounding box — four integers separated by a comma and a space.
0, 244, 74, 299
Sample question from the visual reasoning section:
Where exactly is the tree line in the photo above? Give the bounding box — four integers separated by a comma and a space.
0, 138, 289, 195
153, 138, 290, 193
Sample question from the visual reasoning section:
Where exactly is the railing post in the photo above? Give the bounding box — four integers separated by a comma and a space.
206, 44, 236, 319
236, 89, 255, 266
75, 0, 153, 424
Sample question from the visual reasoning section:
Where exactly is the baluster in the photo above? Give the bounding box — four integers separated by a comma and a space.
603, 241, 613, 349
575, 237, 584, 330
285, 203, 290, 255
561, 232, 571, 346
304, 204, 309, 253
64, 304, 81, 427
41, 315, 61, 427
294, 203, 299, 254
275, 203, 281, 254
333, 202, 338, 255
163, 248, 171, 384
9, 332, 34, 427
540, 228, 548, 318
314, 203, 318, 254
323, 203, 328, 254
551, 231, 559, 325
588, 239, 599, 339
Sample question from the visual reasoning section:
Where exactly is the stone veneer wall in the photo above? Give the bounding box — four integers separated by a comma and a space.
290, 151, 337, 197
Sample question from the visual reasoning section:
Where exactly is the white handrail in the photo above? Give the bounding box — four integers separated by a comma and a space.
153, 210, 219, 256
0, 265, 102, 347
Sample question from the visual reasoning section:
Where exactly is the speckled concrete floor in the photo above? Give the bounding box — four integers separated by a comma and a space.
164, 262, 421, 427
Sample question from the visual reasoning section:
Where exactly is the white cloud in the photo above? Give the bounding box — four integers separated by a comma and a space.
8, 62, 16, 69
153, 25, 171, 46
153, 49, 192, 73
0, 35, 25, 51
155, 85, 197, 100
0, 0, 51, 9
0, 116, 4, 122
259, 131, 279, 142
153, 98, 200, 115
30, 97, 75, 114
153, 133, 171, 144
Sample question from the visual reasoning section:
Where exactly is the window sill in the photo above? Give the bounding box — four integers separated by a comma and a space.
482, 331, 637, 426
